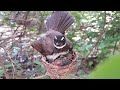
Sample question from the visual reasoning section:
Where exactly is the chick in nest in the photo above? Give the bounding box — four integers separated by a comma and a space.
52, 51, 75, 66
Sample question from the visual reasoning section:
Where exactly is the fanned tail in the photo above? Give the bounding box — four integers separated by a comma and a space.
46, 11, 75, 34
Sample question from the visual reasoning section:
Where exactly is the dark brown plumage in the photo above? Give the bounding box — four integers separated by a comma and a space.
31, 11, 75, 63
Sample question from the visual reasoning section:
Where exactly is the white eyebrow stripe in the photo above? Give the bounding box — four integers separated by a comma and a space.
55, 36, 57, 39
61, 37, 64, 41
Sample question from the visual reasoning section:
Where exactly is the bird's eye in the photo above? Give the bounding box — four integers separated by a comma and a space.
61, 37, 64, 41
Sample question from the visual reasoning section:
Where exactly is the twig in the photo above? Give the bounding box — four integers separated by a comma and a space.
0, 34, 24, 42
34, 73, 48, 79
1, 47, 15, 79
13, 26, 21, 35
14, 11, 20, 19
0, 54, 10, 79
24, 11, 30, 20
85, 11, 106, 59
112, 28, 119, 55
21, 11, 30, 36
113, 39, 118, 55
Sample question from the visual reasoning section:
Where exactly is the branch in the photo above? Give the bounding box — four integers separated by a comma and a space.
1, 47, 15, 79
113, 40, 117, 55
34, 73, 49, 79
86, 11, 106, 59
0, 55, 10, 79
0, 33, 24, 42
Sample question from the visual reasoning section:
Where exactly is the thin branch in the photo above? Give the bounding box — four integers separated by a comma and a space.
24, 11, 30, 20
113, 40, 117, 55
34, 73, 48, 79
1, 47, 15, 79
0, 33, 24, 42
21, 11, 30, 36
13, 26, 21, 35
0, 55, 10, 79
14, 11, 20, 19
86, 11, 106, 59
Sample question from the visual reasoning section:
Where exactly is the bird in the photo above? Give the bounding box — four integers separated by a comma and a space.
31, 11, 75, 63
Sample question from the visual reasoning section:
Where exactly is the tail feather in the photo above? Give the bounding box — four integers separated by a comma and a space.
46, 11, 75, 34
57, 11, 68, 31
58, 12, 70, 32
59, 16, 74, 33
46, 11, 62, 31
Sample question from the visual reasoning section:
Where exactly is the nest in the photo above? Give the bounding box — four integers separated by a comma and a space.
39, 51, 78, 79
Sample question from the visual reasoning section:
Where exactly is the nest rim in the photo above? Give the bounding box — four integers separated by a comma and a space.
38, 51, 78, 79
40, 51, 77, 69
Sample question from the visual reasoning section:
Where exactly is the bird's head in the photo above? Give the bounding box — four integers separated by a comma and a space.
53, 35, 66, 49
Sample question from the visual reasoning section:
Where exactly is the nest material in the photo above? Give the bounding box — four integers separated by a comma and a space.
40, 51, 77, 79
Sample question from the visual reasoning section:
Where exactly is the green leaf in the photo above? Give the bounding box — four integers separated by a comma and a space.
98, 42, 106, 49
0, 69, 4, 76
5, 64, 12, 68
33, 60, 41, 65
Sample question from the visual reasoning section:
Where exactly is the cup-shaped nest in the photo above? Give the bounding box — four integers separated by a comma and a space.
40, 51, 77, 79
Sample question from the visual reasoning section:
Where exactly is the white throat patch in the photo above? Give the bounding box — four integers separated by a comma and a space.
53, 43, 66, 49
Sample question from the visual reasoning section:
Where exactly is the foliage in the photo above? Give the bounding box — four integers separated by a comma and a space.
68, 11, 120, 58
